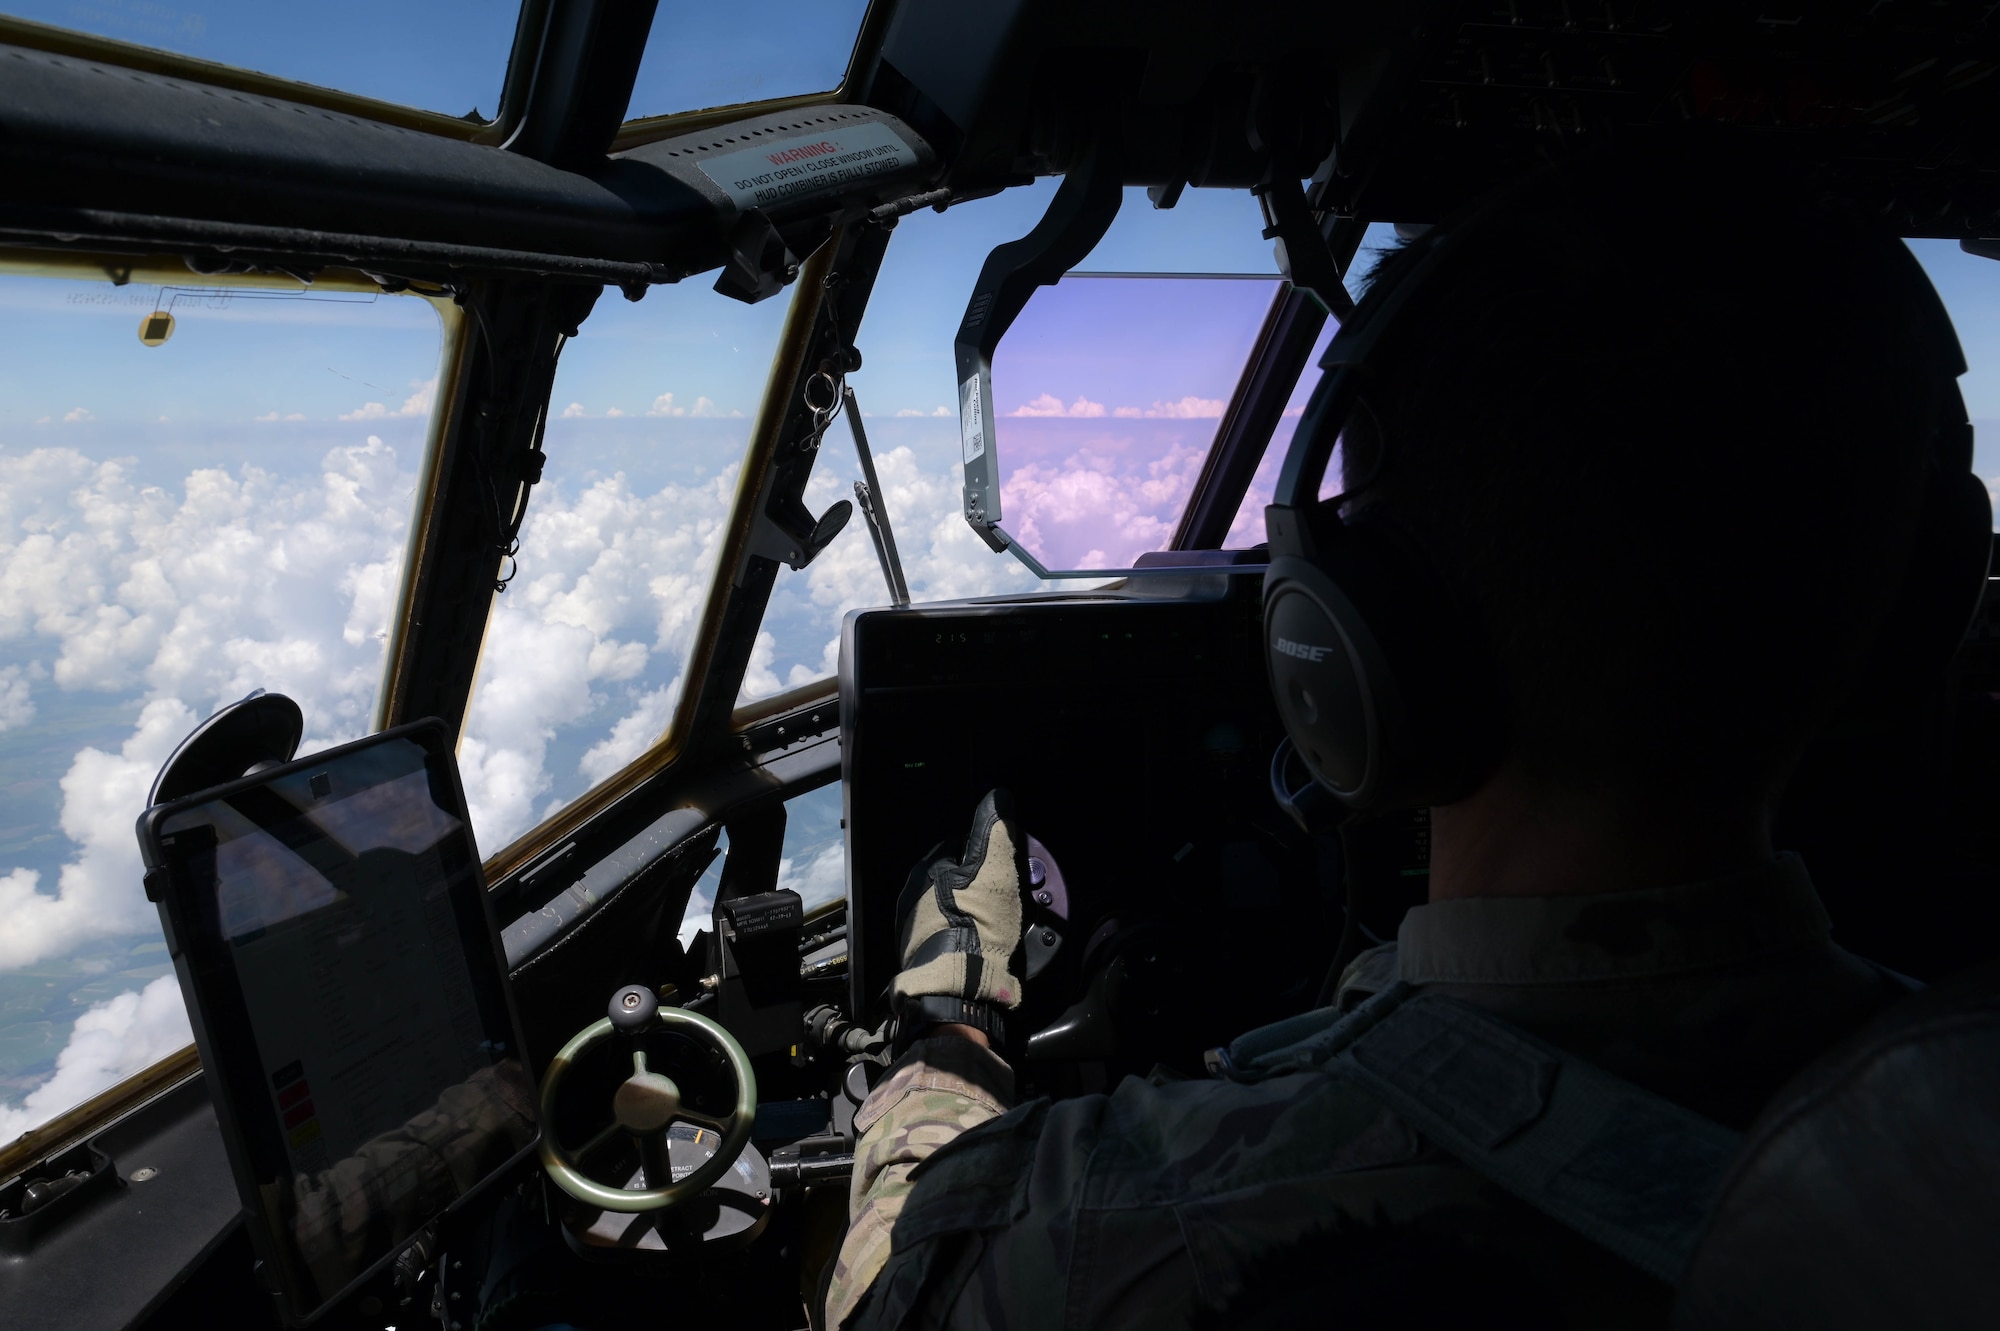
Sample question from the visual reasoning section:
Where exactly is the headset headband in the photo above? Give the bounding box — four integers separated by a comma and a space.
1271, 191, 1975, 524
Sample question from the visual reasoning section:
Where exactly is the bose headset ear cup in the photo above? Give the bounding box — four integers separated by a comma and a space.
1264, 552, 1387, 803
1264, 520, 1505, 816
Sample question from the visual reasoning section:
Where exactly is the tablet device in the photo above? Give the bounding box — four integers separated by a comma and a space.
137, 719, 536, 1324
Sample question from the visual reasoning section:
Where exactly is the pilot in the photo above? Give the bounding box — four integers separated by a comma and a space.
825, 154, 1965, 1327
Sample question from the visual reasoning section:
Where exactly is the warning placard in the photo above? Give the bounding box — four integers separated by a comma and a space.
697, 122, 919, 213
959, 373, 986, 464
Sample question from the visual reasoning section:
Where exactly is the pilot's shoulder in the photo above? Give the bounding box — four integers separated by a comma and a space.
904, 1060, 1426, 1232
1088, 1064, 1426, 1200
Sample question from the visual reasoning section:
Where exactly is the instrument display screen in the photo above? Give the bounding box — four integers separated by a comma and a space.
140, 720, 534, 1324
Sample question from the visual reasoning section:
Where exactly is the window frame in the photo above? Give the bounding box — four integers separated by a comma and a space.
609, 0, 889, 150
0, 8, 896, 1154
0, 3, 550, 144
0, 248, 463, 1162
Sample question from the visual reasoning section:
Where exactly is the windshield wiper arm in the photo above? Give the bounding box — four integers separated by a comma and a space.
845, 387, 911, 607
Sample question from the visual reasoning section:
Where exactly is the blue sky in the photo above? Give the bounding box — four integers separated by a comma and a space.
0, 0, 872, 121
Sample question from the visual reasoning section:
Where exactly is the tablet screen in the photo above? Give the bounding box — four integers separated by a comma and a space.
145, 723, 534, 1322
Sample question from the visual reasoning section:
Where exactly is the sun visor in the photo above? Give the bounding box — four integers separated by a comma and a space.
617, 105, 938, 302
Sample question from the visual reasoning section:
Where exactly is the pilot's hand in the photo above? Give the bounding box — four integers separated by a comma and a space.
891, 789, 1026, 1046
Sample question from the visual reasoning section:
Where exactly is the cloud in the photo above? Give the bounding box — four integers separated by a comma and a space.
457, 462, 742, 849
339, 375, 436, 422
1009, 393, 1108, 419
742, 432, 1047, 703
737, 630, 783, 703
691, 396, 725, 418
62, 407, 92, 422
578, 679, 680, 785
647, 393, 684, 417
254, 411, 307, 423
777, 840, 846, 913
1144, 395, 1227, 419
991, 440, 1209, 573
0, 697, 195, 968
605, 407, 625, 418
561, 402, 587, 418
0, 977, 191, 1141
1005, 395, 1217, 420
0, 436, 418, 967
0, 664, 34, 732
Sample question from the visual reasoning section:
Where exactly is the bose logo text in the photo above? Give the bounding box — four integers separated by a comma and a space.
1275, 637, 1333, 663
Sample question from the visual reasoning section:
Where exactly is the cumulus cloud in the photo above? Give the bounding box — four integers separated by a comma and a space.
0, 664, 35, 731
339, 376, 436, 422
737, 630, 783, 703
62, 407, 92, 422
254, 411, 307, 423
895, 407, 952, 418
459, 462, 742, 849
561, 402, 588, 419
777, 840, 845, 913
605, 407, 625, 418
998, 440, 1208, 573
1010, 393, 1108, 419
0, 436, 417, 968
0, 976, 191, 1141
0, 699, 194, 967
1144, 395, 1227, 419
647, 393, 684, 417
743, 425, 1047, 702
1008, 395, 1225, 421
578, 679, 680, 786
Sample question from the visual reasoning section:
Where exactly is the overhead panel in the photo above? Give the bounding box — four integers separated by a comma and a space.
0, 43, 938, 294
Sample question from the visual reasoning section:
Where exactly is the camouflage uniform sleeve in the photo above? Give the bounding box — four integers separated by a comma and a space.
825, 1035, 1015, 1328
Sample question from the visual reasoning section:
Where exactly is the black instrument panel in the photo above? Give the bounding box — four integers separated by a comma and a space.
840, 581, 1341, 1068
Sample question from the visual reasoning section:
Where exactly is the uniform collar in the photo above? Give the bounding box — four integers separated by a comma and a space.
1396, 853, 1832, 987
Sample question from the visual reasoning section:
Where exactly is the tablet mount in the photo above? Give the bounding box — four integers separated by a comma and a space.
147, 689, 303, 806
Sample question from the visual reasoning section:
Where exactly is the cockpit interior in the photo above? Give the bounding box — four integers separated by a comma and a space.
2, 3, 1998, 1328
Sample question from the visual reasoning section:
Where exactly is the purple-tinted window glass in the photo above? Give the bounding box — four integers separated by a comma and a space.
990, 275, 1282, 571
1222, 316, 1339, 547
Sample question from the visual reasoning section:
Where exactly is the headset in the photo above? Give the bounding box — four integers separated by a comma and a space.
1262, 191, 1995, 826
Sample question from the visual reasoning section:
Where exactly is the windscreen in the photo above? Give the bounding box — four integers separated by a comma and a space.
150, 727, 532, 1320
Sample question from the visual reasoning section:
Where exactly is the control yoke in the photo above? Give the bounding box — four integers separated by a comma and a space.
538, 986, 758, 1214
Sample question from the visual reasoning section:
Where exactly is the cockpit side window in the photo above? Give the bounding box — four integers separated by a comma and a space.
1909, 240, 2000, 525
739, 184, 1278, 702
0, 0, 523, 123
1216, 221, 1401, 541
0, 262, 451, 1142
676, 780, 844, 950
624, 0, 871, 123
457, 280, 795, 856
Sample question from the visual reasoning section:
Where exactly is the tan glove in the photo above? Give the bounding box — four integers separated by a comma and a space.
891, 789, 1026, 1043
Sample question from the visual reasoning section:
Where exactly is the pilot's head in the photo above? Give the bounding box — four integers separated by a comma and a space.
1340, 155, 1965, 825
